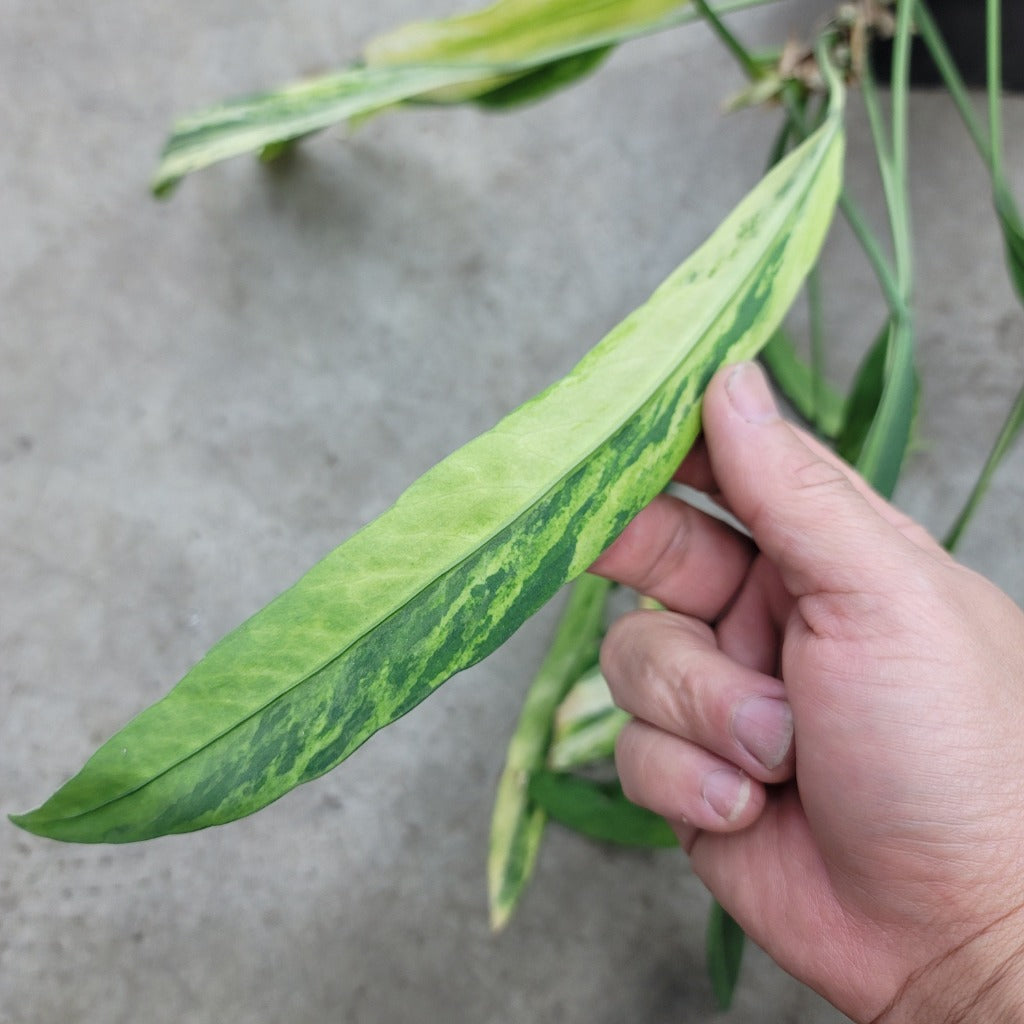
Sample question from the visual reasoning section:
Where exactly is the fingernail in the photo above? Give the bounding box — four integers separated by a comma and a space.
732, 696, 794, 771
725, 362, 778, 424
702, 769, 751, 823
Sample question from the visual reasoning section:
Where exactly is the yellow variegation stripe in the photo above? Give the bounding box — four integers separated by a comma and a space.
548, 664, 628, 771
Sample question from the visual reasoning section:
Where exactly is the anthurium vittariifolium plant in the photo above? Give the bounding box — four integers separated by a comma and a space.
13, 0, 1024, 1011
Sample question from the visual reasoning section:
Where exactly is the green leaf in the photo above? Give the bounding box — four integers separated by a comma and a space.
152, 63, 494, 196
13, 104, 844, 844
847, 315, 921, 499
488, 574, 612, 932
548, 663, 629, 770
152, 0, 777, 194
836, 317, 919, 498
835, 319, 891, 467
760, 327, 844, 438
527, 770, 677, 847
706, 898, 745, 1009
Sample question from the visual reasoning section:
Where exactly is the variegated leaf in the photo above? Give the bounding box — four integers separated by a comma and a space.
488, 574, 611, 931
152, 0, 775, 194
13, 99, 844, 844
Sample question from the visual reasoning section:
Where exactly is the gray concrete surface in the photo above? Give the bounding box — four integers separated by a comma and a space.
2, 2, 1022, 1022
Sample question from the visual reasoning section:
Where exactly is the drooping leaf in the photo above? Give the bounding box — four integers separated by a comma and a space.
527, 770, 677, 847
548, 663, 629, 770
152, 0, 777, 194
706, 898, 746, 1009
760, 327, 844, 438
13, 103, 844, 845
488, 574, 611, 932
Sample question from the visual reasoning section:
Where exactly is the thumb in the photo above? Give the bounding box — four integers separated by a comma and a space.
701, 361, 918, 604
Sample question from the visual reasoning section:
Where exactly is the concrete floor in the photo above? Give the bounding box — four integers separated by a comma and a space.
2, 2, 1022, 1022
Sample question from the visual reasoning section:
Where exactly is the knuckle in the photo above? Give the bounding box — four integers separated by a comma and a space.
629, 497, 695, 598
600, 611, 648, 694
656, 642, 714, 736
789, 452, 851, 495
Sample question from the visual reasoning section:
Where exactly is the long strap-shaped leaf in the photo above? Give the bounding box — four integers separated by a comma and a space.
13, 102, 844, 844
488, 574, 611, 932
152, 0, 773, 194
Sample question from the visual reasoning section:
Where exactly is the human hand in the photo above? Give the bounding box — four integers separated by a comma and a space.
590, 361, 1024, 1022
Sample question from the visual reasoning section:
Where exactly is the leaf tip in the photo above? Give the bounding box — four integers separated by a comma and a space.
488, 904, 510, 934
151, 176, 180, 199
8, 807, 50, 839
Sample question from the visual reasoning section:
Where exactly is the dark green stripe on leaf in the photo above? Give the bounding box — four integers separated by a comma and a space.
471, 46, 614, 108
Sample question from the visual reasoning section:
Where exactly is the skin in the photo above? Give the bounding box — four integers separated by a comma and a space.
590, 361, 1024, 1023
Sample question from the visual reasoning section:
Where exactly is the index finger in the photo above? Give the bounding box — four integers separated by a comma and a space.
589, 492, 754, 621
677, 398, 947, 560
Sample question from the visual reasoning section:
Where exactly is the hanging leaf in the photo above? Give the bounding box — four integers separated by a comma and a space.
706, 898, 746, 1009
527, 770, 677, 847
152, 0, 776, 194
488, 574, 611, 932
13, 100, 844, 845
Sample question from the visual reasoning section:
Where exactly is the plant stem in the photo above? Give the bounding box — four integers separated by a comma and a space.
944, 380, 1024, 551
691, 0, 761, 79
781, 70, 905, 316
889, 0, 914, 296
701, 7, 907, 322
914, 1, 991, 163
914, 0, 1023, 545
848, 1, 917, 496
987, 0, 1004, 179
807, 265, 826, 430
859, 60, 910, 311
837, 192, 906, 316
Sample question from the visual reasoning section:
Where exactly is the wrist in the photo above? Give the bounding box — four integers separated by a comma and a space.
874, 906, 1024, 1024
